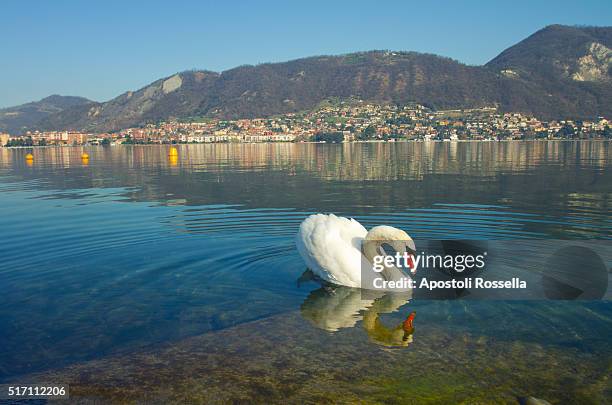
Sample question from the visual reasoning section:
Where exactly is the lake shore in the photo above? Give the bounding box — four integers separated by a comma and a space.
18, 302, 611, 404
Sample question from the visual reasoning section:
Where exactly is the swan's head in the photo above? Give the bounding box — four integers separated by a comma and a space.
365, 225, 416, 253
362, 226, 416, 276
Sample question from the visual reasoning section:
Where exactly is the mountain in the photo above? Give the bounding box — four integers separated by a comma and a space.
40, 53, 510, 132
32, 25, 612, 132
0, 95, 92, 134
487, 25, 611, 83
485, 24, 611, 119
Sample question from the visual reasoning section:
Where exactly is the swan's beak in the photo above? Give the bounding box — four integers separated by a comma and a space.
402, 311, 416, 333
406, 244, 417, 274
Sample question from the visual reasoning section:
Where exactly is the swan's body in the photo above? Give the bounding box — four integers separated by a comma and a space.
296, 214, 415, 289
300, 287, 415, 348
301, 286, 412, 333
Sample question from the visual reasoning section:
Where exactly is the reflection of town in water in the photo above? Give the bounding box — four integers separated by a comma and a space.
2, 141, 611, 178
1, 142, 610, 239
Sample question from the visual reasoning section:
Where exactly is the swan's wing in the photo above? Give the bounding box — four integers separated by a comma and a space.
296, 214, 367, 287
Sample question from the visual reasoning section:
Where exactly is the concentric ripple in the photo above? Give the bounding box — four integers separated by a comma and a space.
0, 141, 610, 381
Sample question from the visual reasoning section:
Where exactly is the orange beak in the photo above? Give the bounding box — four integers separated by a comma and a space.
403, 311, 416, 332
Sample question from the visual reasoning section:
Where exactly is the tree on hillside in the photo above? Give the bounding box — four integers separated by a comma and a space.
556, 124, 575, 138
312, 132, 344, 143
358, 125, 376, 140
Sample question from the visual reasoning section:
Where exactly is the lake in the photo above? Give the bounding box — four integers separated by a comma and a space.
0, 141, 611, 403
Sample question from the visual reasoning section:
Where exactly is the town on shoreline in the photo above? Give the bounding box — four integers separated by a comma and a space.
2, 102, 611, 147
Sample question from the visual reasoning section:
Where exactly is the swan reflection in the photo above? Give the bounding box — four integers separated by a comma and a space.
300, 285, 415, 347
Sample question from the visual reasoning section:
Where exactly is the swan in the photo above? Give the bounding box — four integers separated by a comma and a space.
296, 214, 415, 289
300, 286, 412, 334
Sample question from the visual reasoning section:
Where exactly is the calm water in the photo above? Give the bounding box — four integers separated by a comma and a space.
0, 142, 611, 402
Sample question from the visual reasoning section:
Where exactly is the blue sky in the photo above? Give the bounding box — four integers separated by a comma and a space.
1, 0, 610, 108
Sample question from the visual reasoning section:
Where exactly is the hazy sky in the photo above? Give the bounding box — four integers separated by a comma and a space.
1, 0, 610, 107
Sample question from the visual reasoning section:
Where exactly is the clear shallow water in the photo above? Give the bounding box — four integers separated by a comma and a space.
0, 142, 611, 402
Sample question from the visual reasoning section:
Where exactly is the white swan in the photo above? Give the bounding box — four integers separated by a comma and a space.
296, 214, 415, 289
300, 287, 412, 332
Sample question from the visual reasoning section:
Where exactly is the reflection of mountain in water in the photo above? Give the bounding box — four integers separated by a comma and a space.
1, 142, 610, 238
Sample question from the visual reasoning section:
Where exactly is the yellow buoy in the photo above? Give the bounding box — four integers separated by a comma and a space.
25, 153, 34, 160
81, 152, 89, 159
168, 147, 178, 156
169, 154, 178, 167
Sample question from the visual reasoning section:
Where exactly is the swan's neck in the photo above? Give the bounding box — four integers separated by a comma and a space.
361, 240, 406, 282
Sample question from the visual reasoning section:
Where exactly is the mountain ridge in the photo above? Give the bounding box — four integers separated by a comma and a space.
2, 25, 610, 133
0, 95, 91, 134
